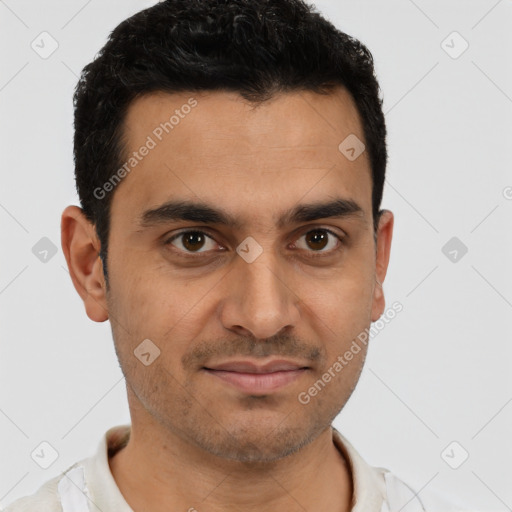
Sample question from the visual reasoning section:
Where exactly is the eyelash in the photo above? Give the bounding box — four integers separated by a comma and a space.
163, 228, 345, 259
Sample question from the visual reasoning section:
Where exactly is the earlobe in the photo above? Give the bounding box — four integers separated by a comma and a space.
371, 209, 394, 323
61, 205, 109, 323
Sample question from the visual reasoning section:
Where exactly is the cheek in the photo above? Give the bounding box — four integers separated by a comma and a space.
303, 266, 374, 370
308, 270, 374, 327
106, 263, 211, 375
108, 250, 176, 325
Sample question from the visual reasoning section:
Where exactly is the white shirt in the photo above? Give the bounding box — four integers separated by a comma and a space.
5, 424, 462, 512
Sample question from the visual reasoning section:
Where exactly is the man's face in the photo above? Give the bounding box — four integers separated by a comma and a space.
95, 88, 392, 462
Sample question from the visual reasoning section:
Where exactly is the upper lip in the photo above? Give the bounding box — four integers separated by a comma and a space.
204, 359, 309, 374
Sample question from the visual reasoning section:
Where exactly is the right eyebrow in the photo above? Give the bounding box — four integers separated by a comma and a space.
139, 200, 243, 229
138, 197, 367, 231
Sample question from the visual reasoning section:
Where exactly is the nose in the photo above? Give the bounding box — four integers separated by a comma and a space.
219, 250, 301, 340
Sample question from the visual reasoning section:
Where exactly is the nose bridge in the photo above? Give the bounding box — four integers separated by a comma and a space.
222, 240, 300, 339
243, 257, 284, 308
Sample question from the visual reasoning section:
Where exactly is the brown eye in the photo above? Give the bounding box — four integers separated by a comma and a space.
166, 231, 217, 253
294, 229, 343, 254
305, 230, 329, 251
182, 232, 206, 251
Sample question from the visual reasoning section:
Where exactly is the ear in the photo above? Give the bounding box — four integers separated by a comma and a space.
61, 205, 109, 322
371, 209, 394, 322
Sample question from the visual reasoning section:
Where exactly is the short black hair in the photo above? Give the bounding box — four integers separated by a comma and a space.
73, 0, 387, 282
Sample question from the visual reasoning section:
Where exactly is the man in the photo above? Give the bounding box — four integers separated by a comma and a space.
6, 0, 461, 510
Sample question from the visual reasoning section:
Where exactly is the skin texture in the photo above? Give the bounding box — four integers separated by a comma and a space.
61, 87, 394, 512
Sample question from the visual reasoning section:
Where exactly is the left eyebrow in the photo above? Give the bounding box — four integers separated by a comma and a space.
138, 197, 367, 230
276, 198, 366, 229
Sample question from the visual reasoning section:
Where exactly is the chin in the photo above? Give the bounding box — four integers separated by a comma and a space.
193, 416, 321, 463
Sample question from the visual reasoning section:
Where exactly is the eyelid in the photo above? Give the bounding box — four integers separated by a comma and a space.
289, 227, 345, 256
164, 229, 223, 253
293, 226, 345, 241
164, 225, 346, 257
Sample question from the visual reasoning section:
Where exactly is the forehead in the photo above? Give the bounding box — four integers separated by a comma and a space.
111, 88, 372, 228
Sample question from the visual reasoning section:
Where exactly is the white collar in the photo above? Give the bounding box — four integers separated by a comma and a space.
59, 424, 391, 512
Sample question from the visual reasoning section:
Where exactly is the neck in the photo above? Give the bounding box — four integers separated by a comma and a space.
109, 416, 353, 512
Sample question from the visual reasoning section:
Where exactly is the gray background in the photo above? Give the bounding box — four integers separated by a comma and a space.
1, 0, 511, 509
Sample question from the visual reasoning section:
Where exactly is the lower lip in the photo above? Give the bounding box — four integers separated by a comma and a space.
204, 369, 307, 394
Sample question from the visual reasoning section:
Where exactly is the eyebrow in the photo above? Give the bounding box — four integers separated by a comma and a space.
139, 198, 366, 230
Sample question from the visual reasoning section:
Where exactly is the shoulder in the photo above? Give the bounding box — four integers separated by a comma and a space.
375, 467, 466, 512
331, 427, 465, 511
3, 426, 128, 512
4, 452, 99, 512
3, 472, 64, 512
3, 459, 93, 512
